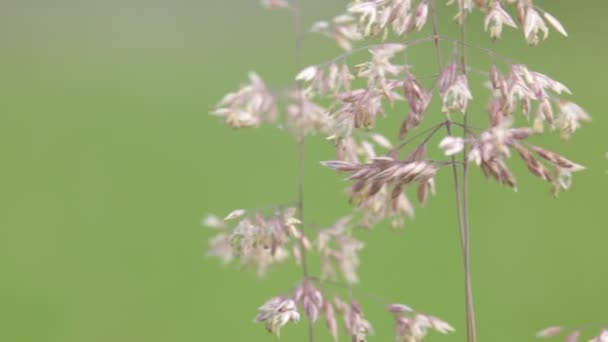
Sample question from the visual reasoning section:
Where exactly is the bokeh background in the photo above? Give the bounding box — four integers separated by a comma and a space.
0, 0, 606, 341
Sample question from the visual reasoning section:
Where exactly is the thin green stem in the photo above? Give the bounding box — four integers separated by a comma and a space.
293, 1, 314, 341
429, 0, 466, 254
459, 2, 477, 341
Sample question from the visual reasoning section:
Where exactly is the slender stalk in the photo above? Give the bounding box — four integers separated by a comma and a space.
292, 1, 314, 341
431, 1, 477, 340
429, 0, 466, 253
459, 2, 477, 341
429, 1, 443, 68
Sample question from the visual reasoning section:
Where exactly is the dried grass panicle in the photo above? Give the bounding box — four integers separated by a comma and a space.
358, 181, 417, 229
388, 303, 455, 342
293, 280, 325, 323
203, 207, 309, 275
513, 143, 553, 182
357, 44, 407, 101
400, 74, 432, 138
296, 63, 353, 96
299, 44, 408, 133
346, 0, 429, 38
446, 0, 568, 44
439, 63, 472, 115
330, 129, 393, 164
438, 117, 585, 192
211, 72, 277, 129
536, 326, 565, 338
536, 325, 608, 342
311, 14, 364, 51
316, 216, 364, 283
334, 299, 374, 342
528, 144, 586, 195
337, 158, 437, 188
255, 296, 300, 337
322, 156, 437, 228
287, 88, 332, 138
554, 100, 591, 140
334, 88, 388, 130
486, 63, 588, 138
529, 145, 584, 171
208, 0, 590, 339
484, 1, 517, 40
590, 330, 608, 342
327, 130, 428, 229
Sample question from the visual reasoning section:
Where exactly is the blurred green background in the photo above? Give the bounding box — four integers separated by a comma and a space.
0, 1, 606, 341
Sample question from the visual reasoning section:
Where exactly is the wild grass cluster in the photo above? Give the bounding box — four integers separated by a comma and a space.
204, 0, 600, 341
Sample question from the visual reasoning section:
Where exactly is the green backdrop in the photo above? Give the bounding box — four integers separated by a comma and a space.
0, 1, 606, 341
